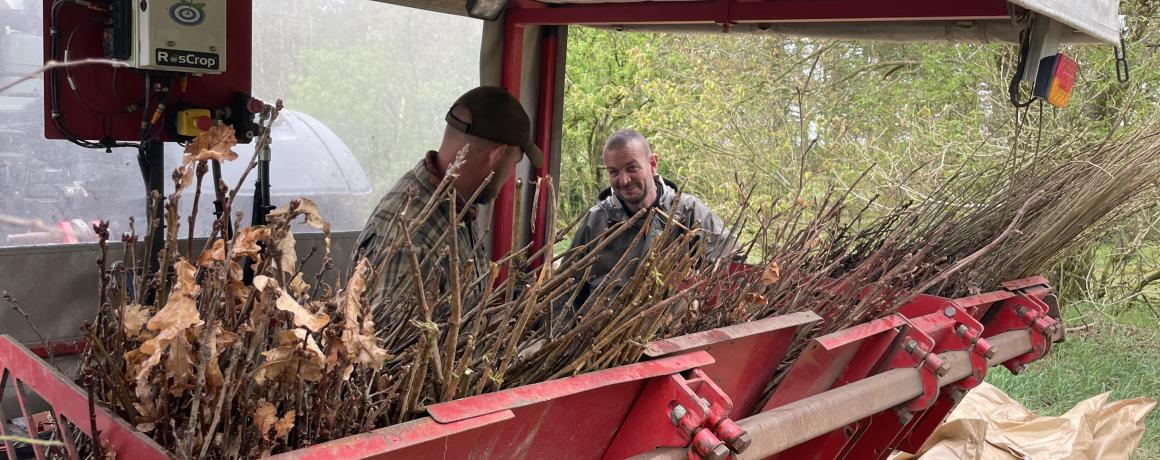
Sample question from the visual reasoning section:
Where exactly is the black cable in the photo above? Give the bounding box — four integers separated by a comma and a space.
1008, 26, 1038, 109
48, 0, 141, 150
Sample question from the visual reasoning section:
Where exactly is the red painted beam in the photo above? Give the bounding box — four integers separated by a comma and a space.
492, 19, 526, 278
508, 0, 1010, 26
529, 27, 559, 266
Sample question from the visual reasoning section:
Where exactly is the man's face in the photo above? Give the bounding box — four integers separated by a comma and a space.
475, 146, 522, 203
602, 141, 657, 211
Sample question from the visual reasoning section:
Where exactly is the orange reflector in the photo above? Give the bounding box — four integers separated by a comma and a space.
1034, 53, 1078, 108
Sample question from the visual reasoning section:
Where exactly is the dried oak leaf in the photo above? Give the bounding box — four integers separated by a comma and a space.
254, 400, 278, 440
253, 328, 324, 385
198, 239, 226, 267
165, 331, 196, 396
205, 322, 239, 391
253, 400, 296, 441
121, 304, 151, 339
274, 230, 297, 276
268, 198, 331, 254
254, 275, 329, 331
183, 124, 239, 163
232, 226, 271, 261
132, 260, 203, 393
274, 410, 296, 440
228, 260, 249, 303
172, 164, 194, 192
336, 259, 389, 375
760, 261, 780, 286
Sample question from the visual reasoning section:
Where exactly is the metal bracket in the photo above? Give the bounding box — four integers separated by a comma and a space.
983, 292, 1058, 374
604, 369, 748, 460
878, 324, 942, 413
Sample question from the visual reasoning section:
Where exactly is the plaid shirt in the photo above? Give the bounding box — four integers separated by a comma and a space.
354, 152, 487, 322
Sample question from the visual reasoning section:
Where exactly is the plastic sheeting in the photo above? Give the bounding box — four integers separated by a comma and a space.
1011, 0, 1121, 44
892, 382, 1156, 460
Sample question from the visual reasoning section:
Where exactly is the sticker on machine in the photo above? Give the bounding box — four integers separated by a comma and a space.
155, 49, 220, 71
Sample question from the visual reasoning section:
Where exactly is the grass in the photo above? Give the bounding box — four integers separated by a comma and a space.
987, 305, 1160, 459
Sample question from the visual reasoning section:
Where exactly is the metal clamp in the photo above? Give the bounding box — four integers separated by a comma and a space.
603, 368, 749, 460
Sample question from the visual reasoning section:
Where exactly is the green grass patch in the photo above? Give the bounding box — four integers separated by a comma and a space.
988, 311, 1160, 459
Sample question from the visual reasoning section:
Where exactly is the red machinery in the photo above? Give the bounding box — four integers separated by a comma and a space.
5, 0, 1113, 458
0, 276, 1060, 459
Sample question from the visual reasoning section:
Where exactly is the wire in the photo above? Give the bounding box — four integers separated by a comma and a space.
1008, 26, 1038, 109
48, 0, 140, 151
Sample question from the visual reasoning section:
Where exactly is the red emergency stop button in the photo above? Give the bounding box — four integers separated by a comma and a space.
195, 116, 212, 131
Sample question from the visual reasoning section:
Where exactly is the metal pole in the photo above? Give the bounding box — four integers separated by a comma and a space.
628, 330, 1033, 460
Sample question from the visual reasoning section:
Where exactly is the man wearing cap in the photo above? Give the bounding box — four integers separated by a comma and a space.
355, 86, 542, 315
564, 129, 738, 307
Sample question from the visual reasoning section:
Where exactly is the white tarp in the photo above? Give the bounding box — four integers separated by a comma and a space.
1011, 0, 1121, 43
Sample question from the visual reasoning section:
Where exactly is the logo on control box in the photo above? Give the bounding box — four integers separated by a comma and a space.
155, 49, 219, 70
170, 0, 206, 26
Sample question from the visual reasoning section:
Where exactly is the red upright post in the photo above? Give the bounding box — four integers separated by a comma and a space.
529, 27, 560, 267
491, 18, 526, 278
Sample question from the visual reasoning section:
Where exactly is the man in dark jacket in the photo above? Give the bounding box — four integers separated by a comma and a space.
567, 129, 738, 304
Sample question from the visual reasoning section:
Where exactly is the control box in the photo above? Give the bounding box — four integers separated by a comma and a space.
134, 0, 227, 73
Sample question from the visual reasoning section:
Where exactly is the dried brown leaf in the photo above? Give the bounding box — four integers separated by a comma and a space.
761, 261, 781, 286
183, 125, 239, 163
254, 400, 278, 440
198, 239, 226, 267
274, 410, 295, 440
334, 259, 389, 376
274, 230, 297, 275
232, 227, 270, 261
165, 331, 196, 396
268, 198, 331, 253
253, 328, 325, 385
205, 322, 238, 391
254, 275, 330, 331
121, 304, 151, 339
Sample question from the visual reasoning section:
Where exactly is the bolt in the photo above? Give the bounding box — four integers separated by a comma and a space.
897, 409, 914, 425
209, 46, 217, 52
670, 404, 687, 427
955, 324, 969, 337
943, 307, 956, 318
706, 443, 731, 460
726, 432, 752, 453
949, 389, 965, 404
1016, 307, 1029, 318
1013, 363, 1027, 374
903, 339, 918, 354
167, 40, 176, 47
699, 397, 711, 411
983, 347, 997, 360
936, 363, 951, 377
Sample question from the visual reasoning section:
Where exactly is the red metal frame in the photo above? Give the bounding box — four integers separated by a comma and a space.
41, 0, 252, 141
0, 277, 1058, 460
0, 335, 170, 460
529, 26, 560, 266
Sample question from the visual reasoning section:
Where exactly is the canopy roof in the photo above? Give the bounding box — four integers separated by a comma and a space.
373, 0, 1120, 44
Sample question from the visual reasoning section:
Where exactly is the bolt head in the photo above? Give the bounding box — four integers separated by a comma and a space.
936, 363, 951, 377
706, 444, 731, 460
983, 347, 997, 360
904, 339, 918, 353
167, 40, 176, 47
209, 45, 217, 52
955, 324, 969, 337
727, 432, 753, 453
944, 307, 956, 318
669, 404, 687, 426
